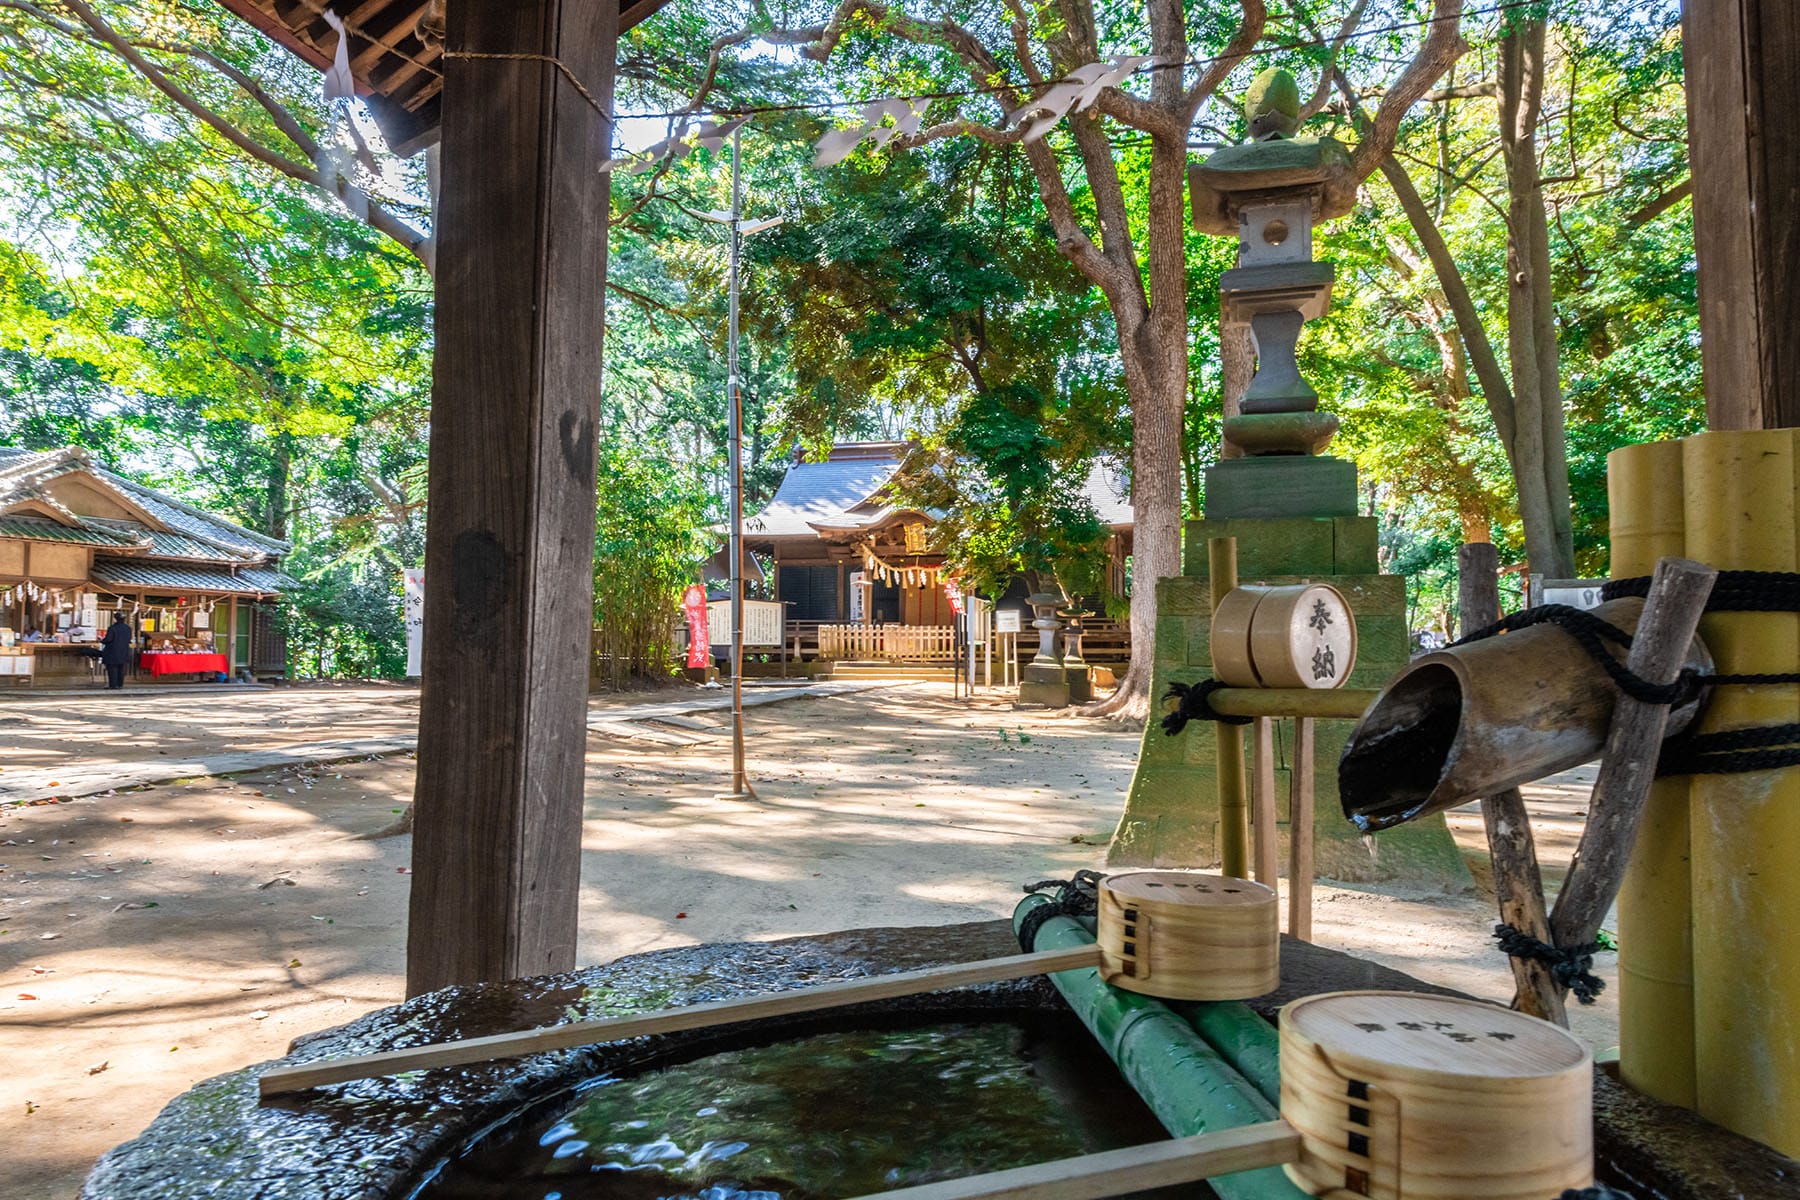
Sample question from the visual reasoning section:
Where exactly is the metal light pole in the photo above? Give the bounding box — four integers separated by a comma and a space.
726, 126, 747, 798
713, 126, 781, 800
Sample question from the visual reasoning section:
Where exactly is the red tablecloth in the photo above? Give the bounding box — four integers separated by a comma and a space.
140, 652, 229, 677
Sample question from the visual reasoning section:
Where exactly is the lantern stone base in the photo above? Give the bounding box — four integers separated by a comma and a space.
1109, 513, 1469, 887
1204, 454, 1359, 520
1018, 660, 1071, 708
1065, 662, 1094, 704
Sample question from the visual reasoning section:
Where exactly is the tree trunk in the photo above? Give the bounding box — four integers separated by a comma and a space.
1082, 118, 1190, 721
1498, 17, 1575, 578
265, 431, 293, 540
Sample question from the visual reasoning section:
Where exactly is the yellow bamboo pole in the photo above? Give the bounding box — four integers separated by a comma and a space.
1608, 438, 1697, 1109
1682, 430, 1800, 1157
1203, 688, 1376, 721
1211, 537, 1250, 879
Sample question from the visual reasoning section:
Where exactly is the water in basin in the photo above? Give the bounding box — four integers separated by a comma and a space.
414, 1016, 1191, 1200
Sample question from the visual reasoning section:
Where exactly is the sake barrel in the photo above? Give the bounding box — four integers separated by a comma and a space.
1096, 871, 1279, 1000
1209, 583, 1357, 689
1279, 991, 1592, 1200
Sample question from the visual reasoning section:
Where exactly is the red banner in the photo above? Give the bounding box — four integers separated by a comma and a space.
682, 585, 711, 668
945, 582, 965, 615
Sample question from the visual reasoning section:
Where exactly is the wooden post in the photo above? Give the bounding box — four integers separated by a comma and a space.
1459, 542, 1566, 1024
1287, 717, 1315, 940
1251, 717, 1279, 890
405, 0, 617, 997
1209, 537, 1250, 878
1684, 0, 1800, 430
1551, 557, 1716, 954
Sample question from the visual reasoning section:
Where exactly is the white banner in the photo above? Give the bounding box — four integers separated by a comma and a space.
403, 568, 425, 677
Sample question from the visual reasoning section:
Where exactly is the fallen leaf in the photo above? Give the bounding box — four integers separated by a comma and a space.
27, 966, 51, 975
396, 867, 411, 874
249, 1009, 270, 1021
111, 902, 155, 912
676, 912, 688, 919
118, 817, 133, 823
86, 1061, 108, 1075
256, 877, 296, 890
37, 933, 58, 941
286, 958, 302, 968
16, 993, 35, 1000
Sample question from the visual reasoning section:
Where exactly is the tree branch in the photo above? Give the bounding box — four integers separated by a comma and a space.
1345, 0, 1467, 185
1624, 176, 1691, 227
1183, 0, 1266, 119
1298, 0, 1367, 120
20, 0, 432, 270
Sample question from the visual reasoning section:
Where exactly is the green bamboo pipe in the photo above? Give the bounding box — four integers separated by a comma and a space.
1168, 1000, 1281, 1105
1014, 895, 1307, 1200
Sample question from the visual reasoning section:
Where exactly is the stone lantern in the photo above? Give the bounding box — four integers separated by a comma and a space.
1109, 67, 1467, 886
1188, 67, 1360, 521
1018, 589, 1071, 707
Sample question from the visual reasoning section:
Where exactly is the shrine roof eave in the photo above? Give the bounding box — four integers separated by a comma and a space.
213, 0, 678, 156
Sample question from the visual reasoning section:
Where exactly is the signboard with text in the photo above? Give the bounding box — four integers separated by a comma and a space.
403, 568, 425, 677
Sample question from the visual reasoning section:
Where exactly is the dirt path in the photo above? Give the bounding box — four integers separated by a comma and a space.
1, 685, 1612, 1198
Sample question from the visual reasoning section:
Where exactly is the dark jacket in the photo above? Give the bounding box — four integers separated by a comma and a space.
100, 620, 134, 667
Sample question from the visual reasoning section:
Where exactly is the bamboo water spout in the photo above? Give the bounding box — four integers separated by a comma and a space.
1338, 596, 1713, 831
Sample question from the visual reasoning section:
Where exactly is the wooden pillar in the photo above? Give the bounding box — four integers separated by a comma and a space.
406, 0, 616, 997
1685, 0, 1800, 430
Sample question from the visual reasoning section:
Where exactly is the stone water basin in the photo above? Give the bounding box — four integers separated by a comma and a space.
81, 921, 1800, 1200
82, 923, 1170, 1200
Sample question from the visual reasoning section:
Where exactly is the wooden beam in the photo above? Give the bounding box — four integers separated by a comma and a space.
405, 0, 616, 996
260, 946, 1101, 1096
1551, 557, 1716, 957
840, 1121, 1301, 1200
1686, 0, 1800, 430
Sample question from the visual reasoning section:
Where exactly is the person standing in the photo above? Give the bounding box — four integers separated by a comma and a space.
100, 612, 133, 690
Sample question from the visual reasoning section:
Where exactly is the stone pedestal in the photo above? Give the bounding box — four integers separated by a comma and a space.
1204, 456, 1359, 520
1018, 661, 1071, 708
1065, 664, 1094, 704
1107, 513, 1469, 886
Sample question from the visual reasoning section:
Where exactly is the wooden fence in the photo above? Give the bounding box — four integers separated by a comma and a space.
818, 623, 958, 662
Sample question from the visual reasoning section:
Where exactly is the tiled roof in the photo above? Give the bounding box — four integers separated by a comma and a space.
85, 524, 249, 563
0, 445, 290, 560
99, 473, 289, 556
745, 449, 904, 538
0, 513, 147, 548
807, 503, 938, 532
89, 560, 291, 596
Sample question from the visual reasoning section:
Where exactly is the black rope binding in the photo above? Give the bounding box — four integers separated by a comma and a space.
1017, 870, 1105, 952
1604, 568, 1800, 612
1160, 678, 1253, 736
1558, 1188, 1637, 1199
1494, 923, 1607, 1005
1453, 605, 1698, 706
1605, 570, 1800, 776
